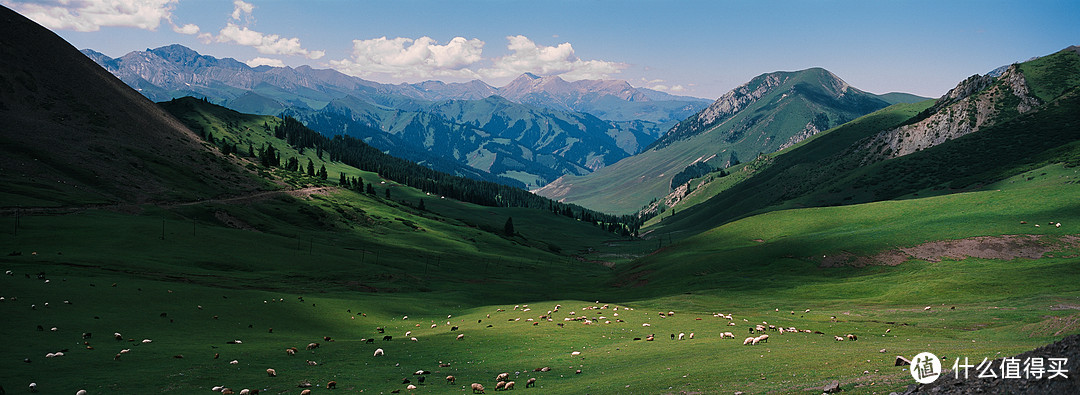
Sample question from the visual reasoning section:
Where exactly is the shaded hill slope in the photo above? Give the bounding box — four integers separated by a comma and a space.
0, 6, 265, 207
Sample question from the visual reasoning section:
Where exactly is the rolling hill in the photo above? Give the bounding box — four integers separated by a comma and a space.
535, 68, 912, 213
0, 7, 266, 207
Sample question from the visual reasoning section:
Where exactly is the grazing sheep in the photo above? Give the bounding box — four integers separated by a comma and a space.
374, 348, 385, 357
495, 381, 507, 391
689, 332, 695, 339
446, 375, 456, 384
743, 337, 755, 345
383, 335, 393, 341
846, 334, 858, 341
405, 331, 412, 337
834, 336, 845, 341
76, 390, 87, 395
722, 332, 734, 339
451, 326, 459, 331
327, 380, 337, 389
471, 382, 486, 393
924, 306, 932, 311
411, 337, 418, 342
267, 368, 276, 377
571, 351, 581, 356
286, 347, 297, 356
141, 339, 152, 344
300, 390, 311, 395
229, 360, 239, 365
29, 383, 37, 392
1056, 223, 1062, 228
431, 323, 437, 328
307, 360, 318, 366
525, 378, 536, 388
678, 333, 685, 340
240, 390, 250, 395
505, 381, 515, 390
756, 334, 769, 343
496, 372, 509, 382
456, 334, 465, 340
307, 342, 320, 350
407, 384, 417, 390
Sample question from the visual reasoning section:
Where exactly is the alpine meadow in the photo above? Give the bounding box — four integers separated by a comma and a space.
2, 3, 1080, 395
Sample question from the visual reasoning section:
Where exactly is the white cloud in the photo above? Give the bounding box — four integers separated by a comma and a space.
480, 35, 626, 81
216, 22, 323, 59
230, 0, 254, 21
330, 36, 484, 79
246, 57, 284, 68
3, 0, 181, 32
172, 23, 199, 35
647, 84, 686, 93
640, 78, 686, 93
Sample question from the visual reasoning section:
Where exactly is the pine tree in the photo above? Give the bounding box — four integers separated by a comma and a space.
339, 172, 347, 185
504, 217, 515, 236
366, 184, 375, 195
318, 165, 328, 180
306, 159, 315, 177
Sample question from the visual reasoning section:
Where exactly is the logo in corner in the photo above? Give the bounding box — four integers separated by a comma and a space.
911, 352, 942, 384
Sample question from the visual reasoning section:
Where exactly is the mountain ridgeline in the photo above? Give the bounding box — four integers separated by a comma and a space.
535, 68, 920, 214
646, 46, 1080, 235
82, 45, 710, 189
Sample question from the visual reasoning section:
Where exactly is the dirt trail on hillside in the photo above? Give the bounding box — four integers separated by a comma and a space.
819, 234, 1080, 267
0, 186, 337, 216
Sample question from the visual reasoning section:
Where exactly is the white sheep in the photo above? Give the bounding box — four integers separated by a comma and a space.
743, 337, 755, 345
407, 384, 417, 390
505, 381, 516, 390
678, 333, 685, 340
405, 331, 412, 337
571, 351, 581, 356
229, 359, 239, 364
689, 332, 695, 339
456, 333, 465, 340
141, 339, 152, 344
374, 348, 384, 356
240, 390, 250, 395
411, 337, 418, 342
267, 368, 277, 377
212, 386, 224, 391
431, 323, 437, 328
29, 383, 37, 392
496, 372, 509, 382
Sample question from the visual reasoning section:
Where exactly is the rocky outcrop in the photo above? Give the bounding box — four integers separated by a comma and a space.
859, 65, 1041, 161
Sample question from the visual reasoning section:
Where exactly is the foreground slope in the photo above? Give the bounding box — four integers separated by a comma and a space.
535, 68, 901, 213
0, 7, 266, 207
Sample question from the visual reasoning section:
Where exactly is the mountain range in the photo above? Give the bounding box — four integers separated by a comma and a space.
82, 44, 711, 188
534, 67, 927, 213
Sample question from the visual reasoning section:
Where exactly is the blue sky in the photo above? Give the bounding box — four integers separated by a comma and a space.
4, 0, 1078, 99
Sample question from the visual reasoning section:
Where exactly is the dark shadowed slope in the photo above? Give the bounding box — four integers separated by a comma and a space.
0, 5, 265, 207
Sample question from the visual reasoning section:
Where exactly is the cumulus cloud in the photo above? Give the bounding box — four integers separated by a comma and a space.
3, 0, 183, 32
246, 57, 284, 68
330, 36, 484, 79
480, 35, 626, 81
172, 23, 199, 35
640, 78, 686, 93
230, 0, 254, 21
208, 1, 323, 60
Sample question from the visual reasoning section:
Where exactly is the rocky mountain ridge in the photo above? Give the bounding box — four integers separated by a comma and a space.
860, 64, 1042, 162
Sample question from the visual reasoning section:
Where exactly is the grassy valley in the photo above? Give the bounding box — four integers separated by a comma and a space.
2, 4, 1080, 394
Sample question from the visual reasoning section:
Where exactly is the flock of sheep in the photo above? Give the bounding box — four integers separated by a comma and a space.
5, 268, 874, 394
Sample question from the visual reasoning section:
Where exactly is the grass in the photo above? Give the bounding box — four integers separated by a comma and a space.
2, 158, 1078, 393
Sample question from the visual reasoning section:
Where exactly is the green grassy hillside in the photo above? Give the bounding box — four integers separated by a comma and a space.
535, 68, 895, 214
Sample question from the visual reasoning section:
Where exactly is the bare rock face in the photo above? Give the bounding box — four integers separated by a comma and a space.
859, 65, 1041, 162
